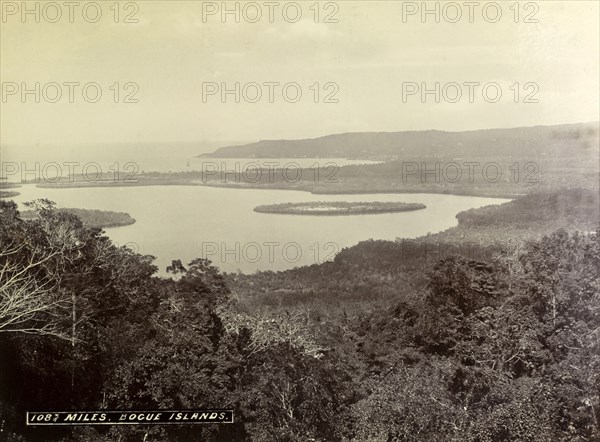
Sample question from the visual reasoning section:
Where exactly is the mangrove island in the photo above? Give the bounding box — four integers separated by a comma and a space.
254, 201, 426, 216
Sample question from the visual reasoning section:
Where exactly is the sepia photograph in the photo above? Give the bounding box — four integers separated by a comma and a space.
0, 1, 599, 440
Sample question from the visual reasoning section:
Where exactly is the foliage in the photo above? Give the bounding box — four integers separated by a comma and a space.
254, 201, 426, 216
1, 194, 598, 441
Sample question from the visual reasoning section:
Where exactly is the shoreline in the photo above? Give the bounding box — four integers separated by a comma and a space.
26, 180, 524, 200
20, 208, 136, 229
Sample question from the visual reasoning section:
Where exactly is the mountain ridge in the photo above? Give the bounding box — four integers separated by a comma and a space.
198, 122, 599, 160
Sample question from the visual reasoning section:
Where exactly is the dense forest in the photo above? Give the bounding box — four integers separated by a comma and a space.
0, 189, 599, 441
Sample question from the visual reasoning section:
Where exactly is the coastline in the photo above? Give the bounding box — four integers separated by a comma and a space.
30, 179, 525, 200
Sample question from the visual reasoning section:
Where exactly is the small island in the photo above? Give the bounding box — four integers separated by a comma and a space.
21, 208, 136, 229
0, 191, 20, 198
254, 201, 426, 216
0, 183, 20, 199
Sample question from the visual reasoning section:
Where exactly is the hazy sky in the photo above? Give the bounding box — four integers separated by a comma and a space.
1, 0, 598, 146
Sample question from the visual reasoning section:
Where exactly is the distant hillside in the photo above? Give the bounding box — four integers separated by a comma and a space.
199, 122, 599, 160
424, 188, 600, 244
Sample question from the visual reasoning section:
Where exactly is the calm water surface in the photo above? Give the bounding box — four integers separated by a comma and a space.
11, 184, 510, 274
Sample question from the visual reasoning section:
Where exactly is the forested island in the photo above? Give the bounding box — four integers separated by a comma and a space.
254, 201, 426, 215
20, 206, 135, 228
0, 190, 19, 198
0, 183, 20, 198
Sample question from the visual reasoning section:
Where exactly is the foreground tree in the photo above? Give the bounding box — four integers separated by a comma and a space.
0, 200, 70, 338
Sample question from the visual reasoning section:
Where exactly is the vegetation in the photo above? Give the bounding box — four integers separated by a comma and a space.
35, 149, 599, 199
0, 191, 19, 198
33, 154, 599, 200
230, 188, 599, 315
424, 188, 599, 245
21, 207, 135, 229
0, 188, 598, 441
30, 122, 599, 200
254, 201, 426, 215
199, 122, 599, 161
